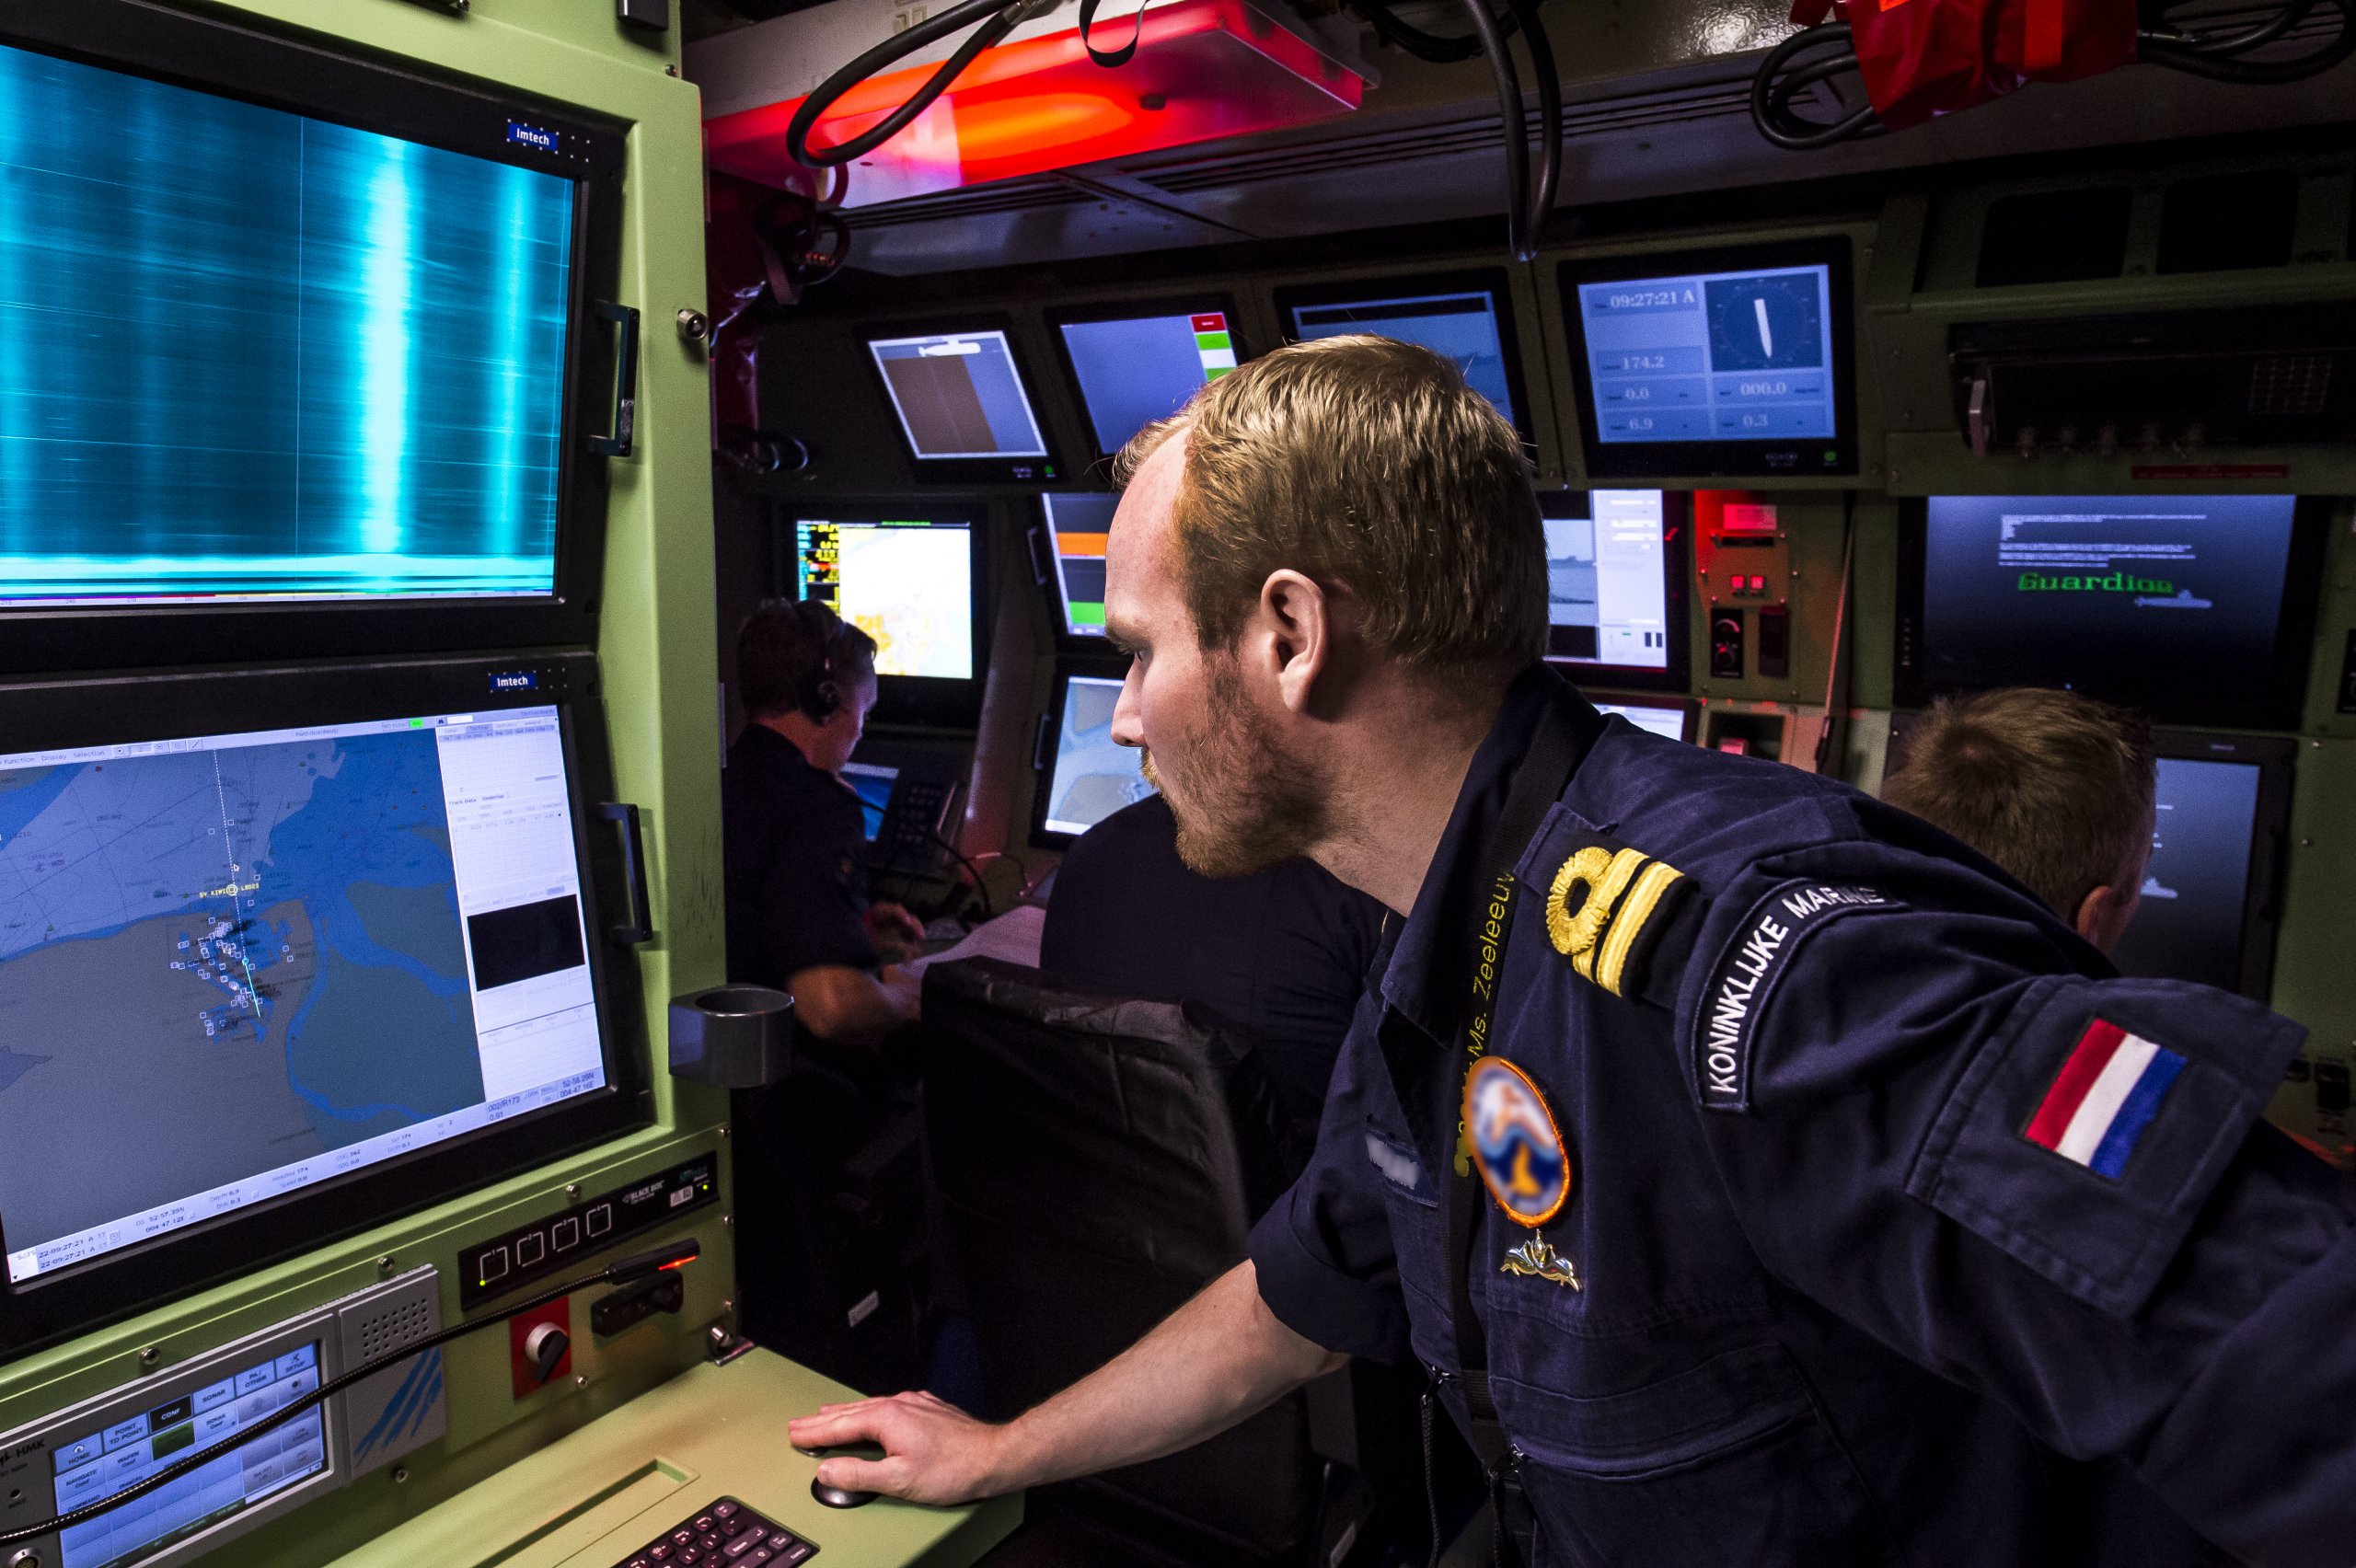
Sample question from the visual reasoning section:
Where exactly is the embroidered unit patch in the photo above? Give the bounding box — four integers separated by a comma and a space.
1463, 1057, 1571, 1227
2024, 1018, 2188, 1180
1544, 842, 1688, 999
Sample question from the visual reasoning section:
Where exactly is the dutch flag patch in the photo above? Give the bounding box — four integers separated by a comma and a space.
2023, 1018, 2188, 1179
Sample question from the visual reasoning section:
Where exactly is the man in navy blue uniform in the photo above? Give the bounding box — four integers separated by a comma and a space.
790, 337, 2356, 1564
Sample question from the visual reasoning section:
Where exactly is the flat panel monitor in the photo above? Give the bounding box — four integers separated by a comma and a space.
1276, 271, 1534, 443
1561, 238, 1857, 479
1031, 665, 1157, 847
1052, 300, 1242, 461
1896, 494, 2323, 728
1595, 698, 1696, 743
863, 325, 1060, 483
0, 654, 640, 1354
840, 762, 899, 841
1537, 490, 1691, 692
0, 3, 627, 672
2111, 733, 2293, 1000
1040, 492, 1120, 640
785, 508, 987, 726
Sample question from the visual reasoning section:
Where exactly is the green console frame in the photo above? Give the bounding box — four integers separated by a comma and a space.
0, 5, 956, 1566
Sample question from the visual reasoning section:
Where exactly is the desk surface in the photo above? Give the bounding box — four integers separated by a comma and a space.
326, 1350, 1020, 1568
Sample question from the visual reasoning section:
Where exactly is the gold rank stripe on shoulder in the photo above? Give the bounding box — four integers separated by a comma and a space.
1546, 843, 1686, 997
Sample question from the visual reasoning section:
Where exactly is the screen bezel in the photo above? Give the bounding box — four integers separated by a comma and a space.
1035, 490, 1124, 650
1588, 694, 1699, 744
0, 653, 648, 1357
1273, 269, 1538, 453
1892, 494, 2329, 729
0, 1, 628, 674
860, 316, 1066, 485
1559, 236, 1859, 480
2135, 729, 2297, 1001
1029, 656, 1145, 850
1045, 294, 1247, 467
1535, 489, 1694, 694
768, 500, 993, 730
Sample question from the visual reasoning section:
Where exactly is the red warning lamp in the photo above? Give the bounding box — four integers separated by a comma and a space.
704, 0, 1368, 207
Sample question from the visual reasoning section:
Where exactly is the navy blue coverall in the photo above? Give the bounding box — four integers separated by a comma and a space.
1247, 665, 2356, 1565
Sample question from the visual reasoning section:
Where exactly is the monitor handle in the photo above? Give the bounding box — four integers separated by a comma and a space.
588, 300, 641, 458
599, 801, 657, 944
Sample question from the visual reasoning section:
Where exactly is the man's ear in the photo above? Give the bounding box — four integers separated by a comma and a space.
1258, 569, 1330, 715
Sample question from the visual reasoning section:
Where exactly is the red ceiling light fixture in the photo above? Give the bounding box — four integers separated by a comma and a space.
701, 0, 1369, 207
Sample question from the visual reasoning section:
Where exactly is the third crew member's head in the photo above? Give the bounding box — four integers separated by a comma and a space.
1882, 687, 2157, 953
1101, 334, 1547, 879
736, 598, 880, 775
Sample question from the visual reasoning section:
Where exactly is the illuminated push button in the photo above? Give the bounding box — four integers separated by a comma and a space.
516, 1233, 546, 1268
586, 1205, 614, 1239
552, 1218, 581, 1251
479, 1246, 510, 1286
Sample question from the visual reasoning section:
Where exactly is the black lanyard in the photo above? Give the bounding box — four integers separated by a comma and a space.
1437, 684, 1592, 1473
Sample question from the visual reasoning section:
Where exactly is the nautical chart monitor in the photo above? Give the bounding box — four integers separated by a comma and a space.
0, 1, 628, 671
1895, 494, 2324, 728
784, 505, 988, 725
0, 655, 640, 1354
1031, 663, 1157, 847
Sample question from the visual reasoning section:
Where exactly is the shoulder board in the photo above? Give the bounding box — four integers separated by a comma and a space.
1541, 835, 1703, 1011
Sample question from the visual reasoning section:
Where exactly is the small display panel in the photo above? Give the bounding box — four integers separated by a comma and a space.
1909, 494, 2303, 723
1573, 264, 1836, 446
52, 1342, 327, 1568
840, 761, 899, 840
1041, 674, 1156, 838
0, 39, 576, 607
1596, 700, 1692, 743
0, 707, 606, 1285
1042, 493, 1120, 639
1542, 490, 1673, 670
1284, 282, 1520, 428
866, 329, 1049, 462
1057, 308, 1238, 457
2110, 756, 2265, 995
791, 516, 976, 681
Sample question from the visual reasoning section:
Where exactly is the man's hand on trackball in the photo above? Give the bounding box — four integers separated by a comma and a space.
787, 1390, 1010, 1506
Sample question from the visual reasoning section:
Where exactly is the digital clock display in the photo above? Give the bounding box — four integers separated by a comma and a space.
1573, 263, 1837, 446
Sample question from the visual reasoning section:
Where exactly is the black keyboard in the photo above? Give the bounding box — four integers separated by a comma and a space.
881, 782, 950, 851
610, 1497, 817, 1567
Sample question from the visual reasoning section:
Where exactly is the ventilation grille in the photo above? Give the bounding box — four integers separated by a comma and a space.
2249, 353, 2333, 416
1134, 79, 1754, 196
843, 179, 1092, 230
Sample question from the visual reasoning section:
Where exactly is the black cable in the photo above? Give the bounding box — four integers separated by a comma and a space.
0, 1241, 701, 1550
1353, 0, 1520, 64
1749, 23, 1880, 150
1505, 0, 1561, 248
2139, 0, 2354, 81
1458, 0, 1532, 259
927, 832, 996, 921
785, 0, 1023, 167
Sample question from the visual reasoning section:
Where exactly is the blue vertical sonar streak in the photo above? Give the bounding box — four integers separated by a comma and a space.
0, 40, 575, 603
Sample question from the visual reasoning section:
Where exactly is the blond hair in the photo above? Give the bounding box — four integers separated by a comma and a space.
1883, 687, 2155, 917
1114, 335, 1547, 674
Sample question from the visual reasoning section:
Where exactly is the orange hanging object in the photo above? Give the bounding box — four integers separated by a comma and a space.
704, 0, 1367, 206
1787, 0, 2140, 128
